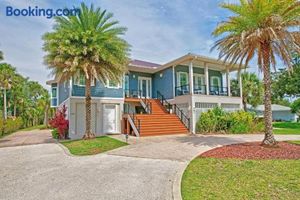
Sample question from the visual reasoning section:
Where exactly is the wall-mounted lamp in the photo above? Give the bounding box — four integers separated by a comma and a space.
133, 74, 136, 78
160, 73, 163, 78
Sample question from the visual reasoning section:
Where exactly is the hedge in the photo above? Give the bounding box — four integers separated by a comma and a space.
0, 117, 23, 136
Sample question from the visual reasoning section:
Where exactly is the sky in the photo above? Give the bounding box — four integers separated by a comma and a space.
0, 0, 261, 88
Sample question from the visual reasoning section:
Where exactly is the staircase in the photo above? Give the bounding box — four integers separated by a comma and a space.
134, 99, 189, 136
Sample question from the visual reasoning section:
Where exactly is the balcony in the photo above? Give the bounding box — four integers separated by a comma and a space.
175, 85, 241, 97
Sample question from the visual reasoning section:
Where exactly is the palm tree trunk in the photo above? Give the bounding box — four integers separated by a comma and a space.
262, 43, 276, 146
13, 102, 17, 117
242, 97, 247, 111
3, 88, 7, 120
83, 74, 95, 139
44, 105, 49, 127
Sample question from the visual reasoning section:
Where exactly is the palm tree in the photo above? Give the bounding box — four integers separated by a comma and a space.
212, 0, 300, 146
43, 3, 130, 139
0, 63, 16, 120
231, 72, 263, 111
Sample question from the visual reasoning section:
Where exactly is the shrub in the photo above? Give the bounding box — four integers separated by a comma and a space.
0, 117, 23, 136
196, 107, 230, 133
51, 129, 59, 139
196, 107, 264, 134
49, 105, 69, 139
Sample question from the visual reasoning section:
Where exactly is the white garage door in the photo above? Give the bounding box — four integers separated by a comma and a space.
103, 104, 117, 133
76, 103, 96, 135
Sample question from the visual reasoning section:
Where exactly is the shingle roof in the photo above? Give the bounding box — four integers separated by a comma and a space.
248, 104, 291, 111
129, 59, 161, 69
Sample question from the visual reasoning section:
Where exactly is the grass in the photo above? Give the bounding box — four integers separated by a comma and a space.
182, 158, 300, 200
273, 122, 300, 135
287, 141, 300, 145
19, 124, 47, 131
61, 136, 128, 156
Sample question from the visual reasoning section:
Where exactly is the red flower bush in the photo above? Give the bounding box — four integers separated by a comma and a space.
49, 105, 69, 139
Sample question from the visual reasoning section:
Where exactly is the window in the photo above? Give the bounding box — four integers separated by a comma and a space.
107, 79, 121, 88
210, 76, 221, 87
51, 86, 58, 107
177, 72, 188, 86
74, 73, 95, 86
193, 74, 205, 87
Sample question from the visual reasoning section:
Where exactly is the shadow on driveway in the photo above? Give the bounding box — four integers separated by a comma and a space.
0, 129, 55, 148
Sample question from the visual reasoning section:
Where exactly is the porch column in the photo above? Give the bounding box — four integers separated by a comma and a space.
226, 69, 231, 96
238, 70, 243, 97
205, 63, 209, 95
189, 61, 194, 95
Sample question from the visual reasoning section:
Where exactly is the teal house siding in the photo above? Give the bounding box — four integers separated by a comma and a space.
193, 67, 204, 74
72, 80, 123, 98
58, 82, 70, 104
152, 67, 174, 99
127, 71, 152, 94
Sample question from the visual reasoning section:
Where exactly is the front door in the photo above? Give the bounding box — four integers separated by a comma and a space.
138, 77, 151, 98
103, 104, 117, 133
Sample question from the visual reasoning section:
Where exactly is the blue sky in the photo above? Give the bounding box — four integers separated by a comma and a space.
0, 0, 260, 88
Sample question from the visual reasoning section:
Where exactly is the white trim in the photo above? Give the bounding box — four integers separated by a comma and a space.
69, 96, 124, 101
50, 85, 58, 108
172, 65, 175, 98
189, 61, 194, 94
106, 79, 122, 89
205, 64, 209, 95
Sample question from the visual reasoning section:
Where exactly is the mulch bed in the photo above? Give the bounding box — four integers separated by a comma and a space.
200, 142, 300, 160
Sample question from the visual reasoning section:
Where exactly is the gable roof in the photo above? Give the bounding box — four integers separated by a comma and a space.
129, 59, 161, 69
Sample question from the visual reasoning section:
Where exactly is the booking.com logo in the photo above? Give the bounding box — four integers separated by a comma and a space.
6, 6, 80, 19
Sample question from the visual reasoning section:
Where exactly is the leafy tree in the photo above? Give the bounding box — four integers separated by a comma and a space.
0, 51, 3, 61
43, 3, 130, 139
212, 0, 300, 145
231, 72, 263, 111
291, 98, 300, 116
272, 55, 300, 99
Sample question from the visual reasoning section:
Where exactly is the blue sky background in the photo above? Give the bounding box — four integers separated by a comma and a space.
0, 0, 264, 88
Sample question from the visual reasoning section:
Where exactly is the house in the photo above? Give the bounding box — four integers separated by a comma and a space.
248, 104, 298, 122
47, 53, 244, 139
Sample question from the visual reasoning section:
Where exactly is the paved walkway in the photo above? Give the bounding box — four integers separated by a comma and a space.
0, 134, 299, 200
0, 129, 55, 148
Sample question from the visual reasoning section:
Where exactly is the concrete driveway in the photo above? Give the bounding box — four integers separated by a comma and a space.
0, 134, 299, 200
0, 129, 54, 148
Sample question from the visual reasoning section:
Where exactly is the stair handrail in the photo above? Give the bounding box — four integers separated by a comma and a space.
140, 96, 152, 114
127, 105, 141, 136
156, 91, 190, 131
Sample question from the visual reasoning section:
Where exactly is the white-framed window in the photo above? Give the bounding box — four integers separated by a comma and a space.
74, 73, 95, 87
50, 86, 58, 107
177, 72, 189, 86
210, 76, 221, 87
193, 74, 205, 87
106, 79, 121, 89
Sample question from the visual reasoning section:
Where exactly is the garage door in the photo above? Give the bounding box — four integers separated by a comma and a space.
76, 103, 96, 135
103, 104, 117, 133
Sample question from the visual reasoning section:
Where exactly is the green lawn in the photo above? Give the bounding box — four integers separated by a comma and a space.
287, 141, 300, 145
61, 136, 128, 156
19, 124, 47, 131
273, 122, 300, 135
182, 158, 300, 200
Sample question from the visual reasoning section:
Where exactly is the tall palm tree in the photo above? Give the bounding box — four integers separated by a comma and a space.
0, 63, 16, 120
212, 0, 300, 145
43, 3, 130, 139
237, 72, 263, 111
